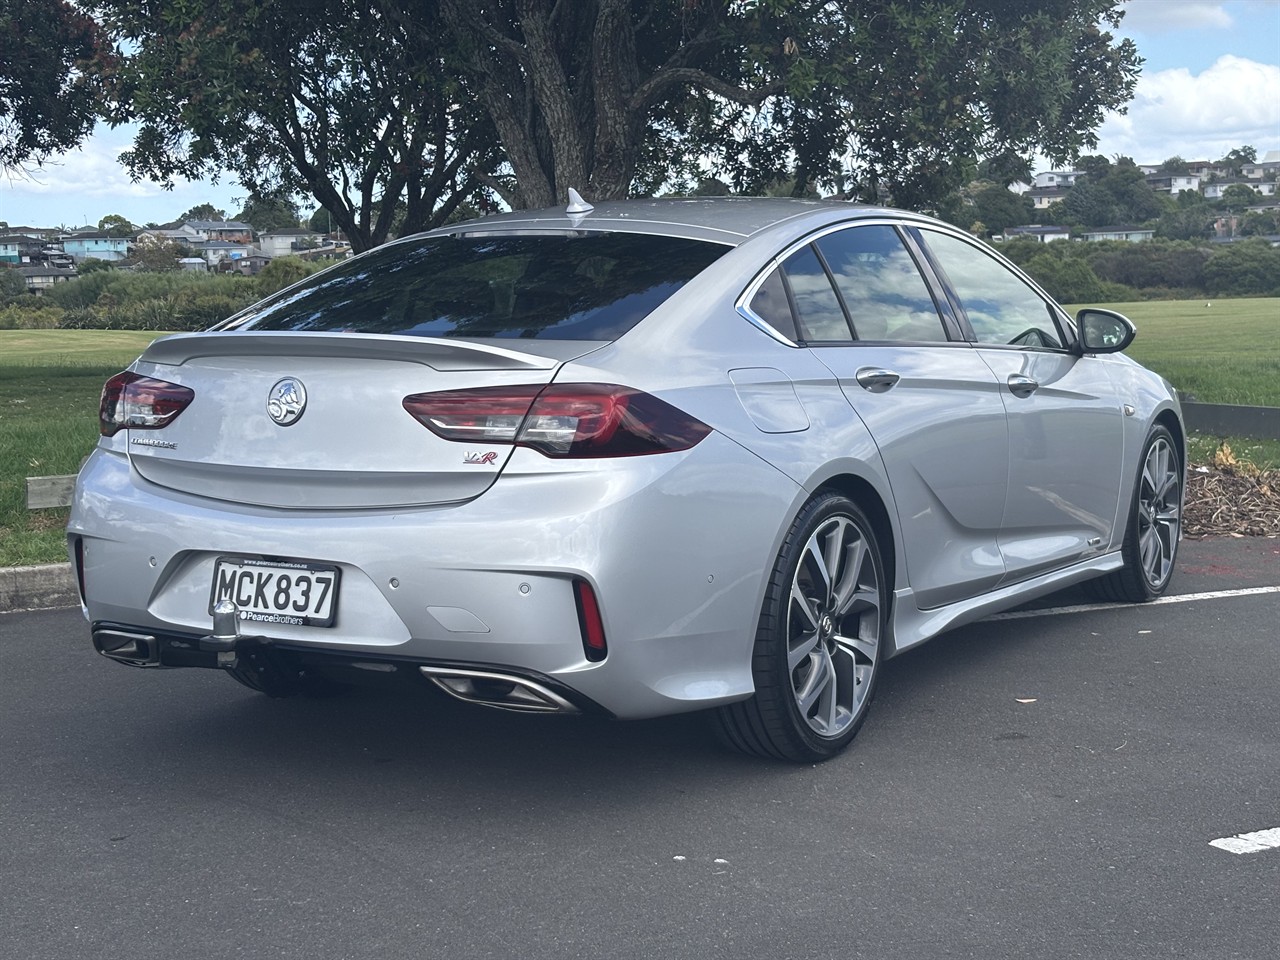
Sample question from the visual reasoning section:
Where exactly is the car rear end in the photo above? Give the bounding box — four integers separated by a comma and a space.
69, 212, 804, 718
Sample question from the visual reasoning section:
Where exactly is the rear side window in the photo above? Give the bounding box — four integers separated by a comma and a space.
783, 245, 853, 342
814, 226, 947, 342
224, 232, 729, 340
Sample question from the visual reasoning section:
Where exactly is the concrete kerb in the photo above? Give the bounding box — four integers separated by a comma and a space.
0, 564, 78, 613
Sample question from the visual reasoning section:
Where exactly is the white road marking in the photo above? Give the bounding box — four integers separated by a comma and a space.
1210, 827, 1280, 855
984, 585, 1280, 622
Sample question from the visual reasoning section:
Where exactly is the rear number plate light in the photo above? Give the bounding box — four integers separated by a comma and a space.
209, 558, 340, 628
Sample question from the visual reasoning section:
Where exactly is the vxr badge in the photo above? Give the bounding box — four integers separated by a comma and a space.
464, 451, 499, 465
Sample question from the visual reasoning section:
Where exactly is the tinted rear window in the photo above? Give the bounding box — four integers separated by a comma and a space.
224, 232, 730, 340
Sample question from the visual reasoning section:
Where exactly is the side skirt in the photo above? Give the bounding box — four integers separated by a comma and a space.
887, 551, 1125, 656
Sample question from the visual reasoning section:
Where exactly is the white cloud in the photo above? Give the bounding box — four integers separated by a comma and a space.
1120, 1, 1233, 33
1093, 55, 1280, 162
1, 126, 242, 229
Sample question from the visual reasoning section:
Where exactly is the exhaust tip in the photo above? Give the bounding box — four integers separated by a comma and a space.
419, 665, 578, 714
93, 629, 160, 667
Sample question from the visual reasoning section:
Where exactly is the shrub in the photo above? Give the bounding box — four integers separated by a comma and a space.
1203, 240, 1280, 297
50, 270, 261, 330
256, 256, 319, 296
0, 303, 64, 329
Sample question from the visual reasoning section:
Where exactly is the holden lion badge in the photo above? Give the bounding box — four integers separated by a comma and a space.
267, 378, 307, 426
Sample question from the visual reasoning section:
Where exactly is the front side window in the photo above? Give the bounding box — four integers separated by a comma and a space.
814, 225, 947, 343
222, 232, 730, 341
918, 229, 1064, 348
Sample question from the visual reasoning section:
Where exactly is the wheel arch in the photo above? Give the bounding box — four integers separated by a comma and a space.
1154, 408, 1186, 469
809, 473, 898, 600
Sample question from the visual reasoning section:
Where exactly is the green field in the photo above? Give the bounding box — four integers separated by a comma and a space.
0, 331, 172, 566
1065, 297, 1280, 407
1, 303, 1278, 567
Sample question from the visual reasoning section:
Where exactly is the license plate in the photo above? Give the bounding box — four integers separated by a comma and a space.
209, 558, 340, 628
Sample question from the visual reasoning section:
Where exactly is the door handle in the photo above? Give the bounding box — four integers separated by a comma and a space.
855, 367, 900, 392
1007, 373, 1039, 397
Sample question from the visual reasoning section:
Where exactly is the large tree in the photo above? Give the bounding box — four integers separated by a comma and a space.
0, 0, 113, 168
94, 0, 498, 250
98, 1, 1140, 233
410, 0, 789, 209
235, 193, 302, 233
711, 0, 1141, 206
177, 203, 227, 223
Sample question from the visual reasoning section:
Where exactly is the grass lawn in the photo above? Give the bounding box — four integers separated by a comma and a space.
2, 305, 1278, 567
0, 331, 172, 566
1064, 297, 1280, 407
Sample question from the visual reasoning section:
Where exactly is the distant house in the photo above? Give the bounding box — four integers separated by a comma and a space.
1032, 170, 1083, 189
224, 254, 272, 276
1144, 174, 1201, 194
1203, 179, 1276, 200
1184, 160, 1229, 178
258, 228, 323, 258
0, 234, 44, 264
1241, 151, 1280, 180
1001, 225, 1071, 243
17, 262, 78, 293
177, 258, 208, 272
198, 240, 257, 267
137, 225, 201, 244
61, 232, 130, 262
184, 220, 254, 243
1081, 226, 1156, 243
3, 225, 62, 241
1026, 187, 1070, 211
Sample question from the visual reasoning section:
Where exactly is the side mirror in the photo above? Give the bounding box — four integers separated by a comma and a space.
1075, 308, 1136, 354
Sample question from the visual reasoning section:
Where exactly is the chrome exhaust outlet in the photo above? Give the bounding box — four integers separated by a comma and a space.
419, 665, 579, 714
93, 629, 161, 667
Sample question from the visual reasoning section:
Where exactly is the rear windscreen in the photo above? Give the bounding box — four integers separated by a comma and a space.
223, 232, 730, 340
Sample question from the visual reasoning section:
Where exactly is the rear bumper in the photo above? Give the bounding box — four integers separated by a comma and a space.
90, 620, 610, 715
69, 435, 801, 719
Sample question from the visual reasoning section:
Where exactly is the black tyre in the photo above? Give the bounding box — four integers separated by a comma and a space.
1087, 424, 1182, 603
713, 493, 887, 762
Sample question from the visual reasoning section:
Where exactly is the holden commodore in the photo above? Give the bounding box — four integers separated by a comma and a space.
69, 196, 1183, 762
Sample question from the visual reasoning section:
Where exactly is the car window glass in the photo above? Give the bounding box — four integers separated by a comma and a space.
747, 266, 798, 340
814, 226, 947, 342
224, 232, 729, 341
780, 245, 851, 342
919, 229, 1063, 348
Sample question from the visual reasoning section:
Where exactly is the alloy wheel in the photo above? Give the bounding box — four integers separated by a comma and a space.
787, 515, 881, 738
1137, 435, 1181, 588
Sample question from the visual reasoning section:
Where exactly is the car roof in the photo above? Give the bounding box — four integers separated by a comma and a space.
426, 197, 933, 246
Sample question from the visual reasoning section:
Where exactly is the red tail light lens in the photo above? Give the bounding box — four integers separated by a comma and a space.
403, 383, 711, 458
100, 372, 195, 437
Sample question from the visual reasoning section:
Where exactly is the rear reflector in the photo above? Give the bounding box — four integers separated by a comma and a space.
574, 579, 608, 662
100, 372, 195, 437
403, 383, 710, 458
72, 536, 86, 606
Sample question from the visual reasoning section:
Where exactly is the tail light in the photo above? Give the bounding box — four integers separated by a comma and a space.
100, 372, 195, 437
402, 383, 711, 458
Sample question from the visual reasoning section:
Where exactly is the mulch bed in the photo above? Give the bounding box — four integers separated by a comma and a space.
1184, 464, 1280, 539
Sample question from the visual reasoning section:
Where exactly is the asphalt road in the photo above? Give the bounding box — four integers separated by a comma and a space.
2, 539, 1277, 960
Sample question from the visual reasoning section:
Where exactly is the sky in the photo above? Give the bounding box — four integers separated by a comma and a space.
1, 0, 1278, 231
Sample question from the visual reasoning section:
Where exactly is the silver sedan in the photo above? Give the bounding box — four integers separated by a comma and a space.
70, 197, 1183, 762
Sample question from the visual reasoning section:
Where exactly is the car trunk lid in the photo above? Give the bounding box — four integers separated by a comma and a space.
123, 332, 598, 509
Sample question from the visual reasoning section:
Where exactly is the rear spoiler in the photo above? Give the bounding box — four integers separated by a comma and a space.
139, 331, 600, 372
